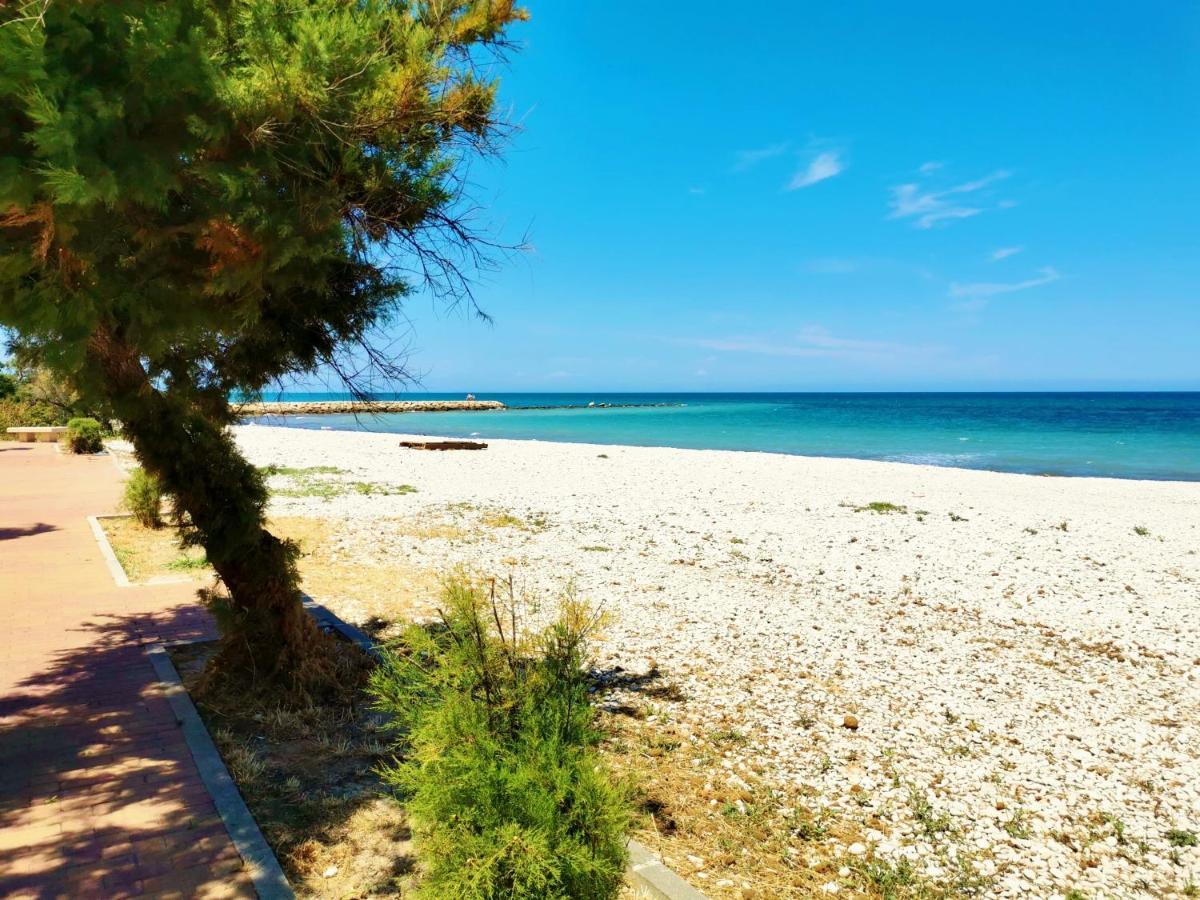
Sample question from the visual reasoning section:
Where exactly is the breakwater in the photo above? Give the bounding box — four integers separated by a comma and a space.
237, 399, 505, 416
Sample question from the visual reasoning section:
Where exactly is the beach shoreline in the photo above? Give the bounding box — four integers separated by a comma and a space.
242, 419, 1200, 486
234, 424, 1200, 897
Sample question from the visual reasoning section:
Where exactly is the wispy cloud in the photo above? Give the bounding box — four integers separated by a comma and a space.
888, 169, 1011, 229
918, 160, 943, 175
949, 266, 1060, 311
733, 142, 789, 172
688, 186, 706, 195
787, 151, 845, 190
674, 325, 922, 360
990, 246, 1023, 261
804, 257, 860, 274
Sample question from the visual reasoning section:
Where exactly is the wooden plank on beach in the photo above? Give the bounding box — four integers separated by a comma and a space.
398, 440, 488, 451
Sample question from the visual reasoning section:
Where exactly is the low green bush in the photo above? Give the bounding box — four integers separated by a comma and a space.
370, 577, 629, 899
123, 467, 164, 529
0, 397, 64, 438
65, 417, 104, 454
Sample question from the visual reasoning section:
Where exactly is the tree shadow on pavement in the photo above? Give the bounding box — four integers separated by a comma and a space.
0, 606, 248, 898
0, 522, 58, 542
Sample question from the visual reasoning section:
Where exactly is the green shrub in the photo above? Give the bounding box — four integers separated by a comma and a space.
123, 468, 164, 529
0, 372, 16, 400
65, 417, 104, 454
0, 397, 64, 438
370, 577, 629, 899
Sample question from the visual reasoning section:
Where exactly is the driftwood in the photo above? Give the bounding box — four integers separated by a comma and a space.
399, 440, 488, 451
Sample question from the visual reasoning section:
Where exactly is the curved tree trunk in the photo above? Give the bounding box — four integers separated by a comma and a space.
87, 327, 348, 702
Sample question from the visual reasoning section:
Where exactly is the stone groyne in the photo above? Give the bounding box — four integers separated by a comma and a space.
237, 399, 505, 416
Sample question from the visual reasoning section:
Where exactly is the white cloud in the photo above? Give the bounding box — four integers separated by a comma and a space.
990, 246, 1023, 261
733, 142, 789, 171
675, 325, 921, 360
787, 151, 845, 190
888, 169, 1011, 228
919, 160, 943, 175
949, 266, 1060, 311
688, 186, 706, 195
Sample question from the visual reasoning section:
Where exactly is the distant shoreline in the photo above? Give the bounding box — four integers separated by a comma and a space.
236, 399, 506, 416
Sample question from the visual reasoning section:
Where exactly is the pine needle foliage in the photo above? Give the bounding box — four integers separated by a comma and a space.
370, 576, 630, 899
0, 1, 527, 698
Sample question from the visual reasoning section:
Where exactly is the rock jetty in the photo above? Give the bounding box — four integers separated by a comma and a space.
237, 399, 505, 416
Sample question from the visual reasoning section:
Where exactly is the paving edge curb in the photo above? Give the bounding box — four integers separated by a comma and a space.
147, 644, 294, 900
627, 841, 709, 900
87, 514, 133, 588
302, 599, 709, 900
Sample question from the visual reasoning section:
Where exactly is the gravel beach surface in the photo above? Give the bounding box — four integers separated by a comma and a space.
235, 424, 1200, 898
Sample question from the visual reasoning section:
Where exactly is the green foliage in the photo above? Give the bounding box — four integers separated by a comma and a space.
352, 481, 415, 496
855, 501, 908, 514
166, 554, 209, 572
0, 0, 526, 684
0, 396, 63, 437
65, 417, 103, 453
0, 366, 92, 437
258, 464, 345, 477
123, 467, 164, 528
370, 577, 630, 899
1167, 829, 1198, 848
0, 0, 527, 396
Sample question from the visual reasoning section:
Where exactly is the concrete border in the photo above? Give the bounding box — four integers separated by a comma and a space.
302, 597, 382, 660
88, 513, 195, 589
146, 645, 294, 900
87, 514, 133, 588
627, 841, 709, 900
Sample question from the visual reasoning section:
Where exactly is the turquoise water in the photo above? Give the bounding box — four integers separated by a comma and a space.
245, 393, 1200, 481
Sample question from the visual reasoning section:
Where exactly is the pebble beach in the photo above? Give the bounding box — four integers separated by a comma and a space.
235, 423, 1200, 898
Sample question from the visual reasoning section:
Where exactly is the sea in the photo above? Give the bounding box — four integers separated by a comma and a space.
243, 392, 1200, 482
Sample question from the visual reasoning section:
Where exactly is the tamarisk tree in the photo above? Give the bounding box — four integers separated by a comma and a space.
0, 0, 525, 698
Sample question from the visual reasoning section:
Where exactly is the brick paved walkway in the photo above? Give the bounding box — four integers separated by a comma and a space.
0, 443, 255, 899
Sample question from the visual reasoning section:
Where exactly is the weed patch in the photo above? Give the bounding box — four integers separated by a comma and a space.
1168, 829, 1198, 848
370, 577, 630, 898
855, 501, 908, 514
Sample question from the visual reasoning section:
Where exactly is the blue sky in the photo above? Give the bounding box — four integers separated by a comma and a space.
350, 2, 1200, 392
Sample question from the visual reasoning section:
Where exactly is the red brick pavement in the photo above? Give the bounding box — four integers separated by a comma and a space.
0, 443, 255, 899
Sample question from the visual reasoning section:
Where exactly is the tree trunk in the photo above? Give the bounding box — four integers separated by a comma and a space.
86, 327, 350, 703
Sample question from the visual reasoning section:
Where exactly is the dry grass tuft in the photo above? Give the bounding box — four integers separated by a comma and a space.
598, 711, 852, 897
172, 642, 413, 898
100, 517, 209, 584
103, 515, 442, 631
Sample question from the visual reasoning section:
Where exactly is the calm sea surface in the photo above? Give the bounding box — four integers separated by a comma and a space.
245, 393, 1200, 482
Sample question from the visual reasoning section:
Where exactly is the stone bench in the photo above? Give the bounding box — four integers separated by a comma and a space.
5, 426, 68, 443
